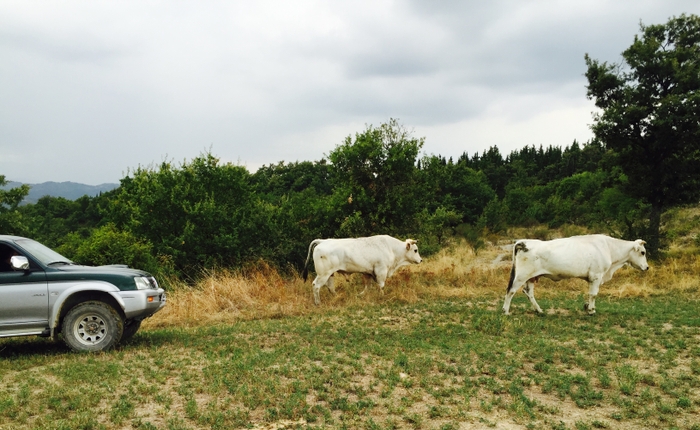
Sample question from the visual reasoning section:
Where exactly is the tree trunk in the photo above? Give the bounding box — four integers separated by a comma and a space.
647, 204, 662, 258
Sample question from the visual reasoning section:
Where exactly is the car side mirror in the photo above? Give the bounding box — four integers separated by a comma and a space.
10, 255, 30, 271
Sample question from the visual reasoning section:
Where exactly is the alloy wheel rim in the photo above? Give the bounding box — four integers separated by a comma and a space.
74, 315, 106, 345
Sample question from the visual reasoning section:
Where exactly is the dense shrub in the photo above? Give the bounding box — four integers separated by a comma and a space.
58, 224, 159, 274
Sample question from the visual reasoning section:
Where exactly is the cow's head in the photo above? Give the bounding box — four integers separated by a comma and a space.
405, 239, 422, 264
628, 239, 649, 271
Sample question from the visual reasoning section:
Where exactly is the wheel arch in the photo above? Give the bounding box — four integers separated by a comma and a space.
52, 291, 125, 338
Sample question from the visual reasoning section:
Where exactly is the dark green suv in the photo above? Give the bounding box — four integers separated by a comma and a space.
0, 235, 166, 352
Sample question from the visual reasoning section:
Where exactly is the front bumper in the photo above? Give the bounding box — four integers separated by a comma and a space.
117, 288, 166, 320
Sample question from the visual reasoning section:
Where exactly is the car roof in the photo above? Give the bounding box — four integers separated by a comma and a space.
0, 235, 32, 242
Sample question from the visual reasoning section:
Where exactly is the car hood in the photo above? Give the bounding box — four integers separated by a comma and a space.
43, 264, 155, 291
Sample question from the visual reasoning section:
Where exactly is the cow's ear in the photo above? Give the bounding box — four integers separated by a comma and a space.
406, 240, 411, 251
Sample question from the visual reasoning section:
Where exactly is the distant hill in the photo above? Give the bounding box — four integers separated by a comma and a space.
2, 181, 119, 205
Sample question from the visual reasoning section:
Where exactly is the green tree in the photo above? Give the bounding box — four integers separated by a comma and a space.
585, 14, 700, 255
249, 160, 339, 267
550, 171, 608, 226
0, 175, 29, 234
461, 146, 510, 198
265, 188, 339, 267
18, 187, 113, 249
251, 160, 332, 199
58, 224, 159, 274
477, 197, 508, 233
20, 196, 80, 248
597, 186, 650, 240
444, 162, 495, 224
417, 206, 461, 249
105, 152, 271, 277
417, 155, 495, 224
329, 118, 424, 236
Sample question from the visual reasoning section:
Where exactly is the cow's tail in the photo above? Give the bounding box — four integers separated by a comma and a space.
507, 241, 528, 292
302, 239, 323, 282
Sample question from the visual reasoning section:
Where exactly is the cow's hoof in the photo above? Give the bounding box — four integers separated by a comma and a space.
535, 311, 545, 317
587, 310, 596, 316
583, 303, 589, 311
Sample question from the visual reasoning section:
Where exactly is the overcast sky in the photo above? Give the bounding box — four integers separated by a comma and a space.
1, 1, 698, 185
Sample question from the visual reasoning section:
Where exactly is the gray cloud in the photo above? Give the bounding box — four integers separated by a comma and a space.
1, 0, 698, 184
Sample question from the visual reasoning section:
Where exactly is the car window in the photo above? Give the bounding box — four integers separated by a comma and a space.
14, 239, 73, 266
0, 243, 20, 272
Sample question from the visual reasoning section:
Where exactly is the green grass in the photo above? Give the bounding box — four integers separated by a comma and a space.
2, 294, 700, 429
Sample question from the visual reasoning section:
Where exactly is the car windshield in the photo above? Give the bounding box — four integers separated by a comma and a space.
15, 238, 73, 266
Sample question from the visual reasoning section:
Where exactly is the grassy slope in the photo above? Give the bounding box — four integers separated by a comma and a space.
2, 211, 700, 429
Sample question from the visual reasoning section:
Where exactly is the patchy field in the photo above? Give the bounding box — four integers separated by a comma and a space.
1, 240, 699, 429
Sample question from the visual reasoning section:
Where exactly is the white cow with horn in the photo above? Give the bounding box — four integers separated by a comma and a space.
503, 234, 649, 315
302, 235, 422, 305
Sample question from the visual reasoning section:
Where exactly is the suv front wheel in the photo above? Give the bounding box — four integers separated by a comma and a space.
121, 320, 142, 342
62, 301, 124, 352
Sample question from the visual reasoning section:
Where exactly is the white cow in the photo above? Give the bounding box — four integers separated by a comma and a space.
302, 235, 422, 305
502, 234, 649, 315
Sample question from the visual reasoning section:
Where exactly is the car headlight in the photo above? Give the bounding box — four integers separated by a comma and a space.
134, 276, 157, 290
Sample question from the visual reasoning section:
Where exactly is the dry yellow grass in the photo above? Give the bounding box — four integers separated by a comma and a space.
145, 236, 700, 330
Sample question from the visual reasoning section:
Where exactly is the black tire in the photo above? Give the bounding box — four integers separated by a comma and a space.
62, 301, 124, 352
121, 320, 142, 342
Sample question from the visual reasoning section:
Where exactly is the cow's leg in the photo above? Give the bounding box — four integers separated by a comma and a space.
522, 280, 544, 314
584, 277, 602, 315
312, 273, 332, 305
326, 275, 336, 295
358, 274, 372, 296
374, 266, 389, 295
503, 277, 527, 315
